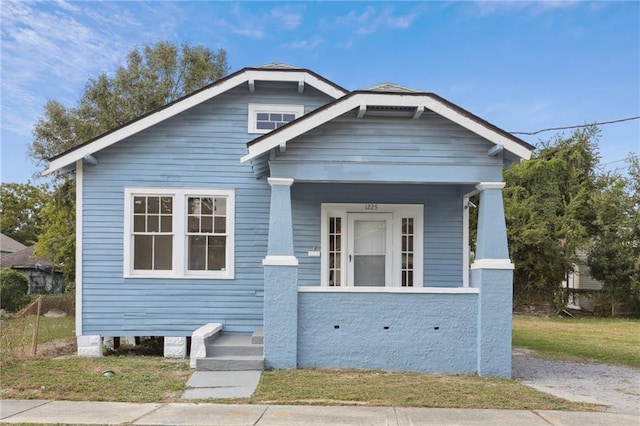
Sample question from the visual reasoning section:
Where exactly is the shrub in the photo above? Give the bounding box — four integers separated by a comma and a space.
0, 269, 30, 312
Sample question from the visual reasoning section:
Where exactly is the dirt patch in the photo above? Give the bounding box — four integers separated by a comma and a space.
39, 337, 76, 358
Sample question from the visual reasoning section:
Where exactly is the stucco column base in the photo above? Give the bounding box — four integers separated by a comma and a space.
471, 267, 513, 378
264, 265, 298, 369
77, 335, 103, 357
164, 336, 187, 358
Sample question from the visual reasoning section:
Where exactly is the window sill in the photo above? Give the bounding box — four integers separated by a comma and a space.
298, 286, 479, 294
124, 273, 234, 280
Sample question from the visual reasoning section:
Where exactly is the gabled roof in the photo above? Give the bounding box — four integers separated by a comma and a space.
242, 90, 535, 163
364, 82, 421, 93
44, 65, 348, 175
0, 245, 54, 269
256, 62, 301, 70
1, 233, 26, 254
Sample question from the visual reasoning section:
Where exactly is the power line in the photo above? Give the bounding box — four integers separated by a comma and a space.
601, 155, 638, 166
511, 116, 640, 136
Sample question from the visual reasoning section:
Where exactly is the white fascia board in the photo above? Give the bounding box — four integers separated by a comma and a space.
242, 94, 373, 163
44, 69, 347, 176
242, 93, 532, 163
424, 99, 532, 160
44, 72, 250, 175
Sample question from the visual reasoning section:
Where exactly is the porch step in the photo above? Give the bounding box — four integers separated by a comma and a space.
196, 355, 264, 371
205, 334, 263, 357
196, 331, 264, 371
251, 329, 263, 345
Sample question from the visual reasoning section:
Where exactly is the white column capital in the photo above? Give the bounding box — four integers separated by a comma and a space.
471, 258, 514, 270
267, 177, 294, 187
476, 182, 505, 191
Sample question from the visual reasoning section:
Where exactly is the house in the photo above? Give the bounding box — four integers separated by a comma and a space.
43, 63, 533, 378
1, 233, 26, 257
565, 251, 603, 312
0, 245, 65, 294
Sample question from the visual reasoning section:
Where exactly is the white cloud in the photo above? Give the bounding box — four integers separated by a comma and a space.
285, 38, 323, 50
472, 0, 580, 17
270, 6, 304, 29
0, 1, 183, 136
215, 4, 306, 39
335, 5, 420, 35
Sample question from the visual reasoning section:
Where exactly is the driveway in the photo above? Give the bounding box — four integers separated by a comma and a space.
512, 348, 640, 415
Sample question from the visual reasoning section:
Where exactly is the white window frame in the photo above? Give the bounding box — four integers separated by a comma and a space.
124, 187, 235, 279
248, 103, 304, 134
320, 203, 423, 288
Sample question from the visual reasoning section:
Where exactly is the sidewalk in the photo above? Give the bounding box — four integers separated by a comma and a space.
1, 400, 638, 425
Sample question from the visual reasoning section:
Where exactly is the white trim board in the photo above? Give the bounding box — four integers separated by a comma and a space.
320, 203, 424, 288
123, 187, 236, 279
298, 286, 479, 294
242, 92, 533, 163
75, 160, 83, 336
44, 69, 346, 176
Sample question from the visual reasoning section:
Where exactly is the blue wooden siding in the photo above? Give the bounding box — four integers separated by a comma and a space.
292, 183, 466, 287
270, 113, 504, 183
81, 82, 333, 336
280, 113, 500, 164
298, 292, 478, 373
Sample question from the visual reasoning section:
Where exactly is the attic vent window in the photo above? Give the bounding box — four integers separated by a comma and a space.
248, 103, 304, 134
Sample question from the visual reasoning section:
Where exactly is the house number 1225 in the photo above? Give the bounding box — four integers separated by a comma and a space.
364, 204, 378, 210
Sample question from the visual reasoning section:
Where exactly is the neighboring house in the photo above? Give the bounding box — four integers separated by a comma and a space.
1, 233, 26, 257
43, 63, 533, 378
0, 245, 65, 294
565, 252, 603, 312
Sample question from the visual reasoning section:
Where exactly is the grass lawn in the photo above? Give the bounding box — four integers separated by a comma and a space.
236, 369, 600, 411
512, 315, 640, 369
4, 314, 635, 409
0, 359, 599, 411
1, 315, 75, 362
1, 356, 191, 403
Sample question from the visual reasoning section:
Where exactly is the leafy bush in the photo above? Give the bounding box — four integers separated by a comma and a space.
0, 269, 30, 312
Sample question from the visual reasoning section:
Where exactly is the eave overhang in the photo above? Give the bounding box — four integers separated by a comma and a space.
43, 67, 348, 176
241, 91, 534, 164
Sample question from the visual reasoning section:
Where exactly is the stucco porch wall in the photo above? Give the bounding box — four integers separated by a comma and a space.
297, 290, 478, 373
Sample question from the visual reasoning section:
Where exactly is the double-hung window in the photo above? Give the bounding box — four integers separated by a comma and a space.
321, 204, 423, 287
125, 188, 235, 279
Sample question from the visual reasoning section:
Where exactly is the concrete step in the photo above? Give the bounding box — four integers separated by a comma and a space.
207, 344, 263, 357
196, 355, 264, 371
205, 333, 263, 357
251, 329, 263, 345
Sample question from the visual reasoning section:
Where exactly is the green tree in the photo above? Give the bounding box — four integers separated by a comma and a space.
35, 178, 76, 285
29, 42, 229, 282
587, 155, 640, 315
503, 127, 602, 307
0, 182, 51, 245
30, 42, 229, 166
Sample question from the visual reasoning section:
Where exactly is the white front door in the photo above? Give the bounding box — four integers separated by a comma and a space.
347, 213, 393, 286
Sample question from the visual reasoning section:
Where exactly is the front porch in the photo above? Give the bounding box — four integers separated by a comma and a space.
262, 179, 514, 377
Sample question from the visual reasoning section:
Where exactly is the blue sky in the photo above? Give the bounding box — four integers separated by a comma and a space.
1, 1, 638, 184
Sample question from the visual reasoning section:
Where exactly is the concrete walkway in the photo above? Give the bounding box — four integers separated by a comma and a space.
182, 371, 262, 399
1, 400, 638, 425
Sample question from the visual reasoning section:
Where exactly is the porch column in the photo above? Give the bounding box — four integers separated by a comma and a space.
263, 177, 298, 369
471, 182, 514, 378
